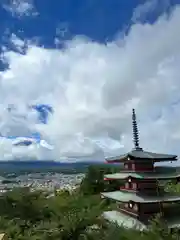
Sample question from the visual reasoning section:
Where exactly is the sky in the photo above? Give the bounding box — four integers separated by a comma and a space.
0, 0, 180, 161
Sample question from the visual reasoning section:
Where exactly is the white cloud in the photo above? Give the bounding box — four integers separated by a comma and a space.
2, 0, 38, 18
54, 22, 70, 48
1, 5, 180, 161
132, 0, 170, 22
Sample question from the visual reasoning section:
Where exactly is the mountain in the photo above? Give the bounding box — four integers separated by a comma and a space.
0, 160, 106, 174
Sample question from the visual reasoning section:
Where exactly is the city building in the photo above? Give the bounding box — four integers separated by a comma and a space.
101, 109, 180, 230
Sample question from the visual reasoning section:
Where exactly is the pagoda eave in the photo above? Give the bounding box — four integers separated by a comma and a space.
101, 191, 180, 203
102, 210, 146, 231
106, 158, 177, 164
102, 210, 180, 231
104, 172, 180, 181
105, 149, 177, 163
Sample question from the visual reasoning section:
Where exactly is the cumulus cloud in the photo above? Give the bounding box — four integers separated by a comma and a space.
132, 0, 170, 22
2, 0, 38, 18
1, 5, 180, 161
54, 22, 70, 49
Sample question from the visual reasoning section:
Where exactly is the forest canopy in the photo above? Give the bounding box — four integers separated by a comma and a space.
0, 165, 179, 240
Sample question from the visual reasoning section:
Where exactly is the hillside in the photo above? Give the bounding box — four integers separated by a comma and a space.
0, 164, 178, 240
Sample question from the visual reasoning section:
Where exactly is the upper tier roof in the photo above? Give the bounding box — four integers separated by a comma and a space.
101, 191, 180, 203
106, 109, 178, 163
106, 149, 177, 162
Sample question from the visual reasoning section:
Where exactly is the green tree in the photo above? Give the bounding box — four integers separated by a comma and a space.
80, 165, 123, 195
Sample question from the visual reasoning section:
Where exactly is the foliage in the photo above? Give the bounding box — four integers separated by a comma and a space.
0, 166, 180, 239
165, 181, 180, 193
80, 165, 123, 195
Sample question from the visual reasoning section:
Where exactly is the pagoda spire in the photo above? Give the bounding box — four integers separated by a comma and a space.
132, 108, 142, 151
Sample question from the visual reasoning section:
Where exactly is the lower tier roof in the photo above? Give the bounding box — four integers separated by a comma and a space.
0, 234, 5, 240
103, 210, 180, 230
102, 210, 146, 231
101, 191, 180, 203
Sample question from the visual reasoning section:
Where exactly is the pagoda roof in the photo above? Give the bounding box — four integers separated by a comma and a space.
103, 210, 180, 230
166, 217, 180, 229
102, 210, 146, 231
101, 191, 180, 203
104, 171, 180, 180
106, 149, 177, 162
0, 234, 5, 240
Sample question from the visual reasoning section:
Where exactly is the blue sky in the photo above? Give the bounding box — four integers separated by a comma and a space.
0, 0, 178, 48
0, 0, 149, 46
1, 0, 180, 161
1, 0, 140, 42
0, 0, 179, 72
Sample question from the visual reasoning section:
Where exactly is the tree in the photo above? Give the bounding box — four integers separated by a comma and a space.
80, 166, 105, 195
80, 165, 123, 195
0, 170, 179, 239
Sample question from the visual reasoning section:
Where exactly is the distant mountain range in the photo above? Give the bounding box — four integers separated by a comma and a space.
0, 160, 106, 173
0, 160, 102, 167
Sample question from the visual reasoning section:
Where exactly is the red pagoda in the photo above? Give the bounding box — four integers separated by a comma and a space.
101, 109, 180, 230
